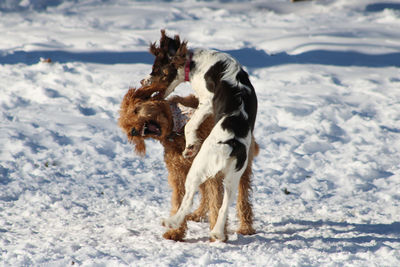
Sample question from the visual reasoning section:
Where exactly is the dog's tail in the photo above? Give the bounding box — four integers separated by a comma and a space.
252, 135, 260, 157
219, 135, 259, 171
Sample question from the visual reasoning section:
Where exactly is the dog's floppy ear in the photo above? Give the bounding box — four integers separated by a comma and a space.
118, 90, 146, 156
168, 35, 182, 57
149, 29, 168, 56
149, 42, 160, 56
171, 40, 188, 67
132, 137, 146, 156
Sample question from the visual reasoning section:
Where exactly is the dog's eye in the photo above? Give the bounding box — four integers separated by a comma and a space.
133, 107, 139, 114
131, 128, 139, 136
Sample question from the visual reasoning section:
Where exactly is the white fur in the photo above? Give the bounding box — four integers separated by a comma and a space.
162, 49, 254, 241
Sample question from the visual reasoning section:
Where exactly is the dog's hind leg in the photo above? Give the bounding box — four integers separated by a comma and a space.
236, 165, 255, 235
236, 138, 256, 235
210, 166, 246, 242
206, 174, 226, 241
206, 174, 224, 230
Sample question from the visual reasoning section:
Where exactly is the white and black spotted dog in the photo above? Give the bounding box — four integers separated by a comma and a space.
142, 30, 258, 241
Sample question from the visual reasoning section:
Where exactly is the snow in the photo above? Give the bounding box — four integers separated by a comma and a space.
1, 0, 400, 266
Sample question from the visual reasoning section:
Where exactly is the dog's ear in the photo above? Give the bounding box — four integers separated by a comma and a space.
171, 40, 188, 67
159, 29, 181, 58
149, 42, 160, 56
149, 29, 169, 56
168, 35, 182, 57
176, 40, 187, 56
132, 137, 146, 156
160, 29, 167, 40
159, 29, 169, 53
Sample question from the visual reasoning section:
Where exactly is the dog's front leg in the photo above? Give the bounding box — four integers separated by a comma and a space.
162, 145, 213, 230
162, 172, 202, 229
183, 100, 213, 158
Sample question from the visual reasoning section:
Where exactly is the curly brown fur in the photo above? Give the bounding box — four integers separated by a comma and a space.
236, 137, 259, 235
119, 83, 257, 241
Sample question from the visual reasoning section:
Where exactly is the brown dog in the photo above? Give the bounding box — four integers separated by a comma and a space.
118, 83, 258, 241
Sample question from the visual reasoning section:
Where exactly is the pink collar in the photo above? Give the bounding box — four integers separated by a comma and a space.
184, 52, 193, 82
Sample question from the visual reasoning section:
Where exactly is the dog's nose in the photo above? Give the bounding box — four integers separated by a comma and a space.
131, 128, 139, 136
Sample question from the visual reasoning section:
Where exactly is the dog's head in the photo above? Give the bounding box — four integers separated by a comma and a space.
118, 83, 173, 155
141, 30, 188, 96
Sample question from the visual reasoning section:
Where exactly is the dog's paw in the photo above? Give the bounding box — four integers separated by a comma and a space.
162, 217, 180, 229
182, 144, 200, 158
163, 229, 185, 242
210, 230, 227, 242
237, 226, 256, 236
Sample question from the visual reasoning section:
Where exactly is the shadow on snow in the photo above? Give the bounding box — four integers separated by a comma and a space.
365, 2, 400, 12
1, 48, 400, 68
232, 220, 400, 254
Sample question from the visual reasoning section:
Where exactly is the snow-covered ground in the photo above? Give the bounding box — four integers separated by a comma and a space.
1, 0, 400, 265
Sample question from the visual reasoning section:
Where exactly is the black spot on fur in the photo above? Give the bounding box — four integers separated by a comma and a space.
219, 139, 247, 171
237, 69, 258, 131
189, 60, 196, 73
204, 60, 258, 133
204, 61, 224, 95
204, 61, 241, 121
221, 115, 249, 138
236, 68, 252, 88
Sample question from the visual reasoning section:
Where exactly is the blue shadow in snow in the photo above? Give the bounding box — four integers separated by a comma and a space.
0, 166, 11, 185
226, 48, 400, 68
1, 48, 400, 68
365, 2, 400, 12
0, 50, 153, 65
231, 220, 400, 253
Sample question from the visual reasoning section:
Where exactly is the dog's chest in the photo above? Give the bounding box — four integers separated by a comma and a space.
169, 103, 194, 133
